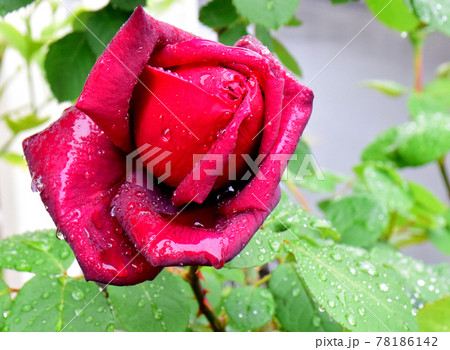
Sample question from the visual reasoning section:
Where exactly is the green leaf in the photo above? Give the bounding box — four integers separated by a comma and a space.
0, 0, 34, 16
0, 152, 26, 167
199, 0, 239, 28
110, 0, 146, 12
354, 163, 414, 213
232, 0, 301, 30
396, 114, 450, 166
428, 209, 450, 255
5, 114, 49, 134
370, 244, 450, 304
361, 126, 402, 166
86, 6, 132, 57
366, 0, 419, 32
417, 295, 450, 332
255, 24, 273, 51
201, 270, 223, 311
285, 15, 302, 26
218, 22, 247, 46
289, 241, 418, 331
408, 78, 450, 117
202, 266, 245, 284
412, 0, 450, 36
436, 61, 450, 79
0, 230, 74, 275
44, 32, 96, 102
271, 194, 341, 243
323, 194, 389, 247
273, 37, 302, 76
296, 169, 349, 193
408, 181, 447, 215
4, 275, 113, 331
269, 264, 341, 331
225, 217, 283, 268
108, 270, 195, 331
0, 21, 42, 61
224, 286, 275, 330
287, 139, 311, 175
363, 79, 407, 97
0, 279, 11, 331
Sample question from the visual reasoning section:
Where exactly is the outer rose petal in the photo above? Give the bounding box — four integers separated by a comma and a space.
76, 6, 196, 152
219, 36, 314, 215
23, 107, 161, 285
112, 174, 280, 268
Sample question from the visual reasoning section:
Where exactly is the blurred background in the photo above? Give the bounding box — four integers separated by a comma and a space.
0, 0, 449, 275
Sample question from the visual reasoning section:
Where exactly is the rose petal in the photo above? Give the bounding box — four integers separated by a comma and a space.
219, 37, 314, 215
131, 65, 235, 187
112, 173, 280, 268
23, 106, 161, 285
171, 76, 264, 206
76, 6, 196, 152
149, 38, 285, 164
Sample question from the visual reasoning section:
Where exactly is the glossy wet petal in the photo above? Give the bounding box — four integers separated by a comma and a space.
219, 36, 314, 215
23, 107, 161, 285
112, 173, 280, 268
76, 6, 196, 152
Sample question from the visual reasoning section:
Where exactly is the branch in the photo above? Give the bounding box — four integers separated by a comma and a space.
438, 156, 450, 200
187, 266, 225, 332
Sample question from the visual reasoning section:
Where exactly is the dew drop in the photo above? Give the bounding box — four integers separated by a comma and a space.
72, 289, 86, 301
378, 283, 389, 292
346, 314, 356, 326
160, 128, 171, 142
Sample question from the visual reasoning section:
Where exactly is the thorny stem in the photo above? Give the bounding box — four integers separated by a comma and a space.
187, 266, 225, 332
438, 156, 450, 200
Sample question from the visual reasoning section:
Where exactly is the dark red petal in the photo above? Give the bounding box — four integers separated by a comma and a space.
23, 106, 161, 285
149, 38, 285, 163
76, 6, 196, 152
131, 65, 235, 187
171, 77, 264, 206
219, 37, 314, 215
111, 174, 280, 268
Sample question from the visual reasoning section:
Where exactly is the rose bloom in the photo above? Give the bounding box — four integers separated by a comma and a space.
23, 7, 313, 285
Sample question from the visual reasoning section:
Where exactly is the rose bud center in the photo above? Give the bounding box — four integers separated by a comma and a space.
131, 63, 265, 193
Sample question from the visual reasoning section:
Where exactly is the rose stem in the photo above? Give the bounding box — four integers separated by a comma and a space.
188, 266, 225, 332
286, 179, 311, 212
411, 30, 449, 199
438, 156, 450, 200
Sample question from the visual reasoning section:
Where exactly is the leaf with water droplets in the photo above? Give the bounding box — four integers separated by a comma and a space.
289, 241, 418, 331
108, 270, 196, 331
4, 275, 113, 331
354, 163, 414, 214
225, 216, 284, 269
417, 295, 450, 332
370, 244, 450, 305
0, 279, 11, 331
323, 194, 389, 247
224, 286, 275, 331
412, 0, 450, 36
269, 264, 341, 331
200, 267, 246, 312
0, 230, 74, 275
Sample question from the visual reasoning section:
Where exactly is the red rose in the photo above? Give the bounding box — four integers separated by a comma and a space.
23, 7, 313, 285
